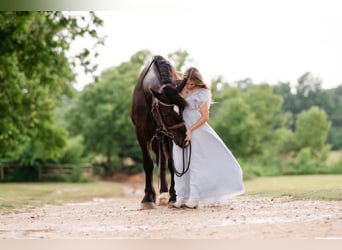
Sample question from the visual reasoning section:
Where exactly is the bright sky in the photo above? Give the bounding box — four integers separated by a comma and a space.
73, 0, 342, 91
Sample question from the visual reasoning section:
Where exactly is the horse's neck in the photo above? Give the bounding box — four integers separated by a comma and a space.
143, 68, 160, 93
142, 64, 179, 94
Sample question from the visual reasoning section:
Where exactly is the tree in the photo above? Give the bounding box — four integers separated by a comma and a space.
295, 106, 331, 154
293, 72, 323, 114
0, 11, 104, 159
273, 81, 297, 127
212, 97, 259, 157
274, 76, 341, 150
296, 72, 322, 98
236, 78, 253, 92
243, 84, 284, 154
211, 84, 286, 158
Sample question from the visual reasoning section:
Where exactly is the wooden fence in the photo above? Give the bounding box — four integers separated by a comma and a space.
0, 163, 93, 181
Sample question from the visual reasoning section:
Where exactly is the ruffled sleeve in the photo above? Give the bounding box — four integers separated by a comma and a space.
194, 88, 212, 109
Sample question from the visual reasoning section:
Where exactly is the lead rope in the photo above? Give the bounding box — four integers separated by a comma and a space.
168, 139, 191, 177
180, 140, 191, 177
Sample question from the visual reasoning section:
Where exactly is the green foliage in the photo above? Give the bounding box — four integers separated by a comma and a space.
239, 158, 284, 180
66, 165, 82, 183
296, 147, 312, 164
211, 80, 337, 177
211, 84, 285, 158
30, 123, 68, 160
212, 97, 258, 157
319, 144, 331, 163
0, 11, 104, 158
241, 155, 342, 179
295, 106, 331, 153
271, 127, 296, 154
244, 84, 284, 156
58, 136, 85, 164
210, 86, 241, 118
273, 76, 342, 150
328, 126, 342, 150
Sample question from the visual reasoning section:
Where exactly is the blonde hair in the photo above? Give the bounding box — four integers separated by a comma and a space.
184, 67, 208, 89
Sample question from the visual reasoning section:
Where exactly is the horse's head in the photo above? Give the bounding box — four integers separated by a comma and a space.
150, 84, 189, 148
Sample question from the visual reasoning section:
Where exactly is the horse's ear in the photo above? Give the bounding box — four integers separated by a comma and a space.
150, 88, 163, 100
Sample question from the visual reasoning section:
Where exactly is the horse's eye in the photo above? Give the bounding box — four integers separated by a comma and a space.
173, 105, 180, 115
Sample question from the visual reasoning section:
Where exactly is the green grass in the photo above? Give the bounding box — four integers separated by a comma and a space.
244, 174, 342, 200
0, 181, 123, 213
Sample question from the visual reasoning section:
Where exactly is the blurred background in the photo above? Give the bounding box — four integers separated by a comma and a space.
1, 5, 341, 183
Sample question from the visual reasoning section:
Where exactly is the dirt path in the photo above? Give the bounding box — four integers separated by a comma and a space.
0, 181, 341, 239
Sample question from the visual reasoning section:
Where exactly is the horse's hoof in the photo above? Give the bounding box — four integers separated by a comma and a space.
157, 192, 170, 206
167, 201, 176, 209
141, 202, 155, 210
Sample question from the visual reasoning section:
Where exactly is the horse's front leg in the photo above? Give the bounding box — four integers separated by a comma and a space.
161, 139, 176, 206
158, 150, 170, 206
167, 156, 177, 206
141, 146, 156, 209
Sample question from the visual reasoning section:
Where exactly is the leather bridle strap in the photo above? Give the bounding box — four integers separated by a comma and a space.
151, 98, 185, 134
168, 122, 185, 130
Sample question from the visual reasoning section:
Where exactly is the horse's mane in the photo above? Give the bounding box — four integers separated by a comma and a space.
152, 55, 188, 109
153, 55, 172, 84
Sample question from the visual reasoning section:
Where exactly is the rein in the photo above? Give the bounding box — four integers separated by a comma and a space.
151, 98, 191, 177
168, 138, 191, 178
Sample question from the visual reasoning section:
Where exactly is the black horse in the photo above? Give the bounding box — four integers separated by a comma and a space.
131, 55, 188, 209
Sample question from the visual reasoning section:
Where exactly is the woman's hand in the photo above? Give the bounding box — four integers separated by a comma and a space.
184, 102, 210, 142
185, 129, 192, 142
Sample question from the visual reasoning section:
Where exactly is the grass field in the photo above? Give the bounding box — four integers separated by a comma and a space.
0, 181, 122, 213
244, 174, 342, 200
0, 175, 341, 213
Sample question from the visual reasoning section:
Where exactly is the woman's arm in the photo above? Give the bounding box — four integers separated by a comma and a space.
185, 102, 209, 141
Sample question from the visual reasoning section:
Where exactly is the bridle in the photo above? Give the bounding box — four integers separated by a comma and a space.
150, 97, 191, 177
151, 98, 185, 137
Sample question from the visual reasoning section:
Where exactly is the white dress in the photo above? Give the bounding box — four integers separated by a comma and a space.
173, 88, 245, 204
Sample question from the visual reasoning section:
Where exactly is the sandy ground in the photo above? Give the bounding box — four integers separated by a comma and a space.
0, 179, 342, 239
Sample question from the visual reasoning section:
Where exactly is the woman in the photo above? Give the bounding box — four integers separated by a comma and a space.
172, 67, 245, 209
